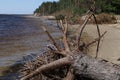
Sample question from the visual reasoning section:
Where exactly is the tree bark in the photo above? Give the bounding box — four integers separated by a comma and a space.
73, 53, 120, 80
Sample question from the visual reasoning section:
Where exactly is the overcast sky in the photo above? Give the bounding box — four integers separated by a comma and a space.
0, 0, 58, 14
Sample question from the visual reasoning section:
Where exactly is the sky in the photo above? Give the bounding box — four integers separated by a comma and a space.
0, 0, 59, 14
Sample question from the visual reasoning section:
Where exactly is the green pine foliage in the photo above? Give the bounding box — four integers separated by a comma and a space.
34, 0, 120, 15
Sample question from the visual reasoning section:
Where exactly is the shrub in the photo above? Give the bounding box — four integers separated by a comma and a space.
95, 13, 117, 24
55, 14, 65, 20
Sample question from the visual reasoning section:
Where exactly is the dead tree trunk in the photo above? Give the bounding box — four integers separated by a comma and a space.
73, 53, 120, 80
21, 52, 120, 80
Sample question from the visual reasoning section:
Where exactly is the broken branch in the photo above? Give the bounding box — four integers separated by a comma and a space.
63, 17, 70, 52
86, 31, 107, 48
21, 56, 73, 80
60, 20, 65, 32
76, 13, 93, 50
91, 13, 101, 58
42, 26, 61, 51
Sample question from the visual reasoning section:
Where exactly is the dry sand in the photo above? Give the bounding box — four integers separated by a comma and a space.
81, 20, 120, 64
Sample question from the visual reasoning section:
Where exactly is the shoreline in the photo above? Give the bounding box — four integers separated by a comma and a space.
0, 15, 120, 79
0, 15, 61, 78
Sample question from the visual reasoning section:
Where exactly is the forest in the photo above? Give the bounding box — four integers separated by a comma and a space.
34, 0, 120, 16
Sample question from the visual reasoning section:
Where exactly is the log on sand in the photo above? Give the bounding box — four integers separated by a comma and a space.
73, 53, 120, 80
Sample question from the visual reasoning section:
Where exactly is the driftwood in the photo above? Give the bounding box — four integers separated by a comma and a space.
21, 52, 120, 80
73, 53, 120, 80
20, 5, 120, 80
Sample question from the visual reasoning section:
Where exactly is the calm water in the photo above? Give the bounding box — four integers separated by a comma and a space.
0, 14, 61, 79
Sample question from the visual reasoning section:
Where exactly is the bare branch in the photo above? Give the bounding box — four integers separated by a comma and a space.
86, 31, 107, 48
47, 44, 67, 56
60, 20, 65, 32
63, 17, 70, 52
56, 20, 65, 32
76, 13, 93, 50
21, 56, 73, 80
51, 50, 68, 57
92, 13, 101, 58
42, 26, 61, 51
64, 17, 68, 35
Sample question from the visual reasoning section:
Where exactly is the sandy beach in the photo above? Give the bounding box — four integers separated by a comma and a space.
80, 20, 120, 64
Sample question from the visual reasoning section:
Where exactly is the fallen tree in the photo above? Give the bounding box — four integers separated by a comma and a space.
20, 6, 120, 80
21, 52, 120, 80
73, 53, 120, 80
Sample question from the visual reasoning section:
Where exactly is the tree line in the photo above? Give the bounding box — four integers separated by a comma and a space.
34, 0, 120, 15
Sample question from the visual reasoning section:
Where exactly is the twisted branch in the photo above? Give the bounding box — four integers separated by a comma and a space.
42, 26, 61, 51
76, 13, 92, 50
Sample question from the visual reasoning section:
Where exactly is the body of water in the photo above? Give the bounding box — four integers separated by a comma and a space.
0, 14, 61, 79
